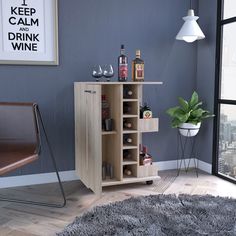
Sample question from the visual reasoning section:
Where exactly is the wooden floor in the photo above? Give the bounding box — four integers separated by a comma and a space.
0, 170, 235, 236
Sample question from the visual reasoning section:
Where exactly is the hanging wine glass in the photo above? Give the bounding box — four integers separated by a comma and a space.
92, 65, 103, 81
103, 65, 114, 81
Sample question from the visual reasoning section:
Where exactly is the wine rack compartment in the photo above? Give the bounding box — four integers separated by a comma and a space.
123, 117, 138, 132
123, 164, 137, 178
139, 118, 159, 132
102, 135, 121, 181
123, 149, 138, 163
138, 164, 158, 178
123, 101, 138, 116
123, 133, 138, 147
123, 84, 138, 99
101, 85, 120, 133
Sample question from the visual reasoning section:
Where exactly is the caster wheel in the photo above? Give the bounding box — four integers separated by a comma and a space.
146, 180, 153, 185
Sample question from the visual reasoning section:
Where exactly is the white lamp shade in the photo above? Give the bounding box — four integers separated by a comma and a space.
176, 9, 205, 43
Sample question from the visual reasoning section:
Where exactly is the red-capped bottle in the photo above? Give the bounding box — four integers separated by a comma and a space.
118, 45, 128, 81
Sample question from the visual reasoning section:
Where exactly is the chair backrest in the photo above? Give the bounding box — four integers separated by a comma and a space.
0, 103, 39, 153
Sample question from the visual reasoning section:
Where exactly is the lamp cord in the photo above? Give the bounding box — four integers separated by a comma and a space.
190, 0, 192, 9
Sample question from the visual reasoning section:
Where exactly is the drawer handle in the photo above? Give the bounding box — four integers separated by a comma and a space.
84, 90, 96, 94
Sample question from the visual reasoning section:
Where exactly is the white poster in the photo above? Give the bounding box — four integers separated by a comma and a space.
0, 0, 58, 65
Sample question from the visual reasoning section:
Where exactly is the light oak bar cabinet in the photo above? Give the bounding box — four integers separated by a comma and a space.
74, 82, 163, 195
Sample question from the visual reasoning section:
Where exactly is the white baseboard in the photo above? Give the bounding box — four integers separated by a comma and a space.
0, 160, 212, 189
157, 159, 212, 174
0, 170, 79, 189
198, 160, 212, 174
157, 160, 178, 170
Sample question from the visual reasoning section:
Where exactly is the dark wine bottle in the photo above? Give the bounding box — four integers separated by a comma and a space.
123, 103, 132, 114
124, 137, 132, 144
139, 144, 145, 165
118, 45, 128, 81
140, 105, 144, 118
139, 144, 144, 156
142, 103, 152, 119
123, 87, 133, 98
123, 120, 132, 129
132, 50, 144, 82
123, 150, 132, 160
124, 168, 132, 176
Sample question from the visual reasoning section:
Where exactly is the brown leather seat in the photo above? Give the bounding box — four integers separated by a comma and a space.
0, 103, 40, 176
0, 143, 38, 175
0, 102, 66, 207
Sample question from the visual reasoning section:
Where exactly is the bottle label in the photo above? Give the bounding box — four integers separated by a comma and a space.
119, 64, 128, 78
143, 110, 152, 119
135, 64, 144, 80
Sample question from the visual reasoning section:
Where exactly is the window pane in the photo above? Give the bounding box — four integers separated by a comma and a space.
223, 0, 236, 19
218, 104, 236, 180
220, 22, 236, 100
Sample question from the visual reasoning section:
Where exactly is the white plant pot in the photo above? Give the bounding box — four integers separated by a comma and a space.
178, 122, 201, 137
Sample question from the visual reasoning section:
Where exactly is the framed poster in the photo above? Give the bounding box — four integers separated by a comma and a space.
0, 0, 58, 65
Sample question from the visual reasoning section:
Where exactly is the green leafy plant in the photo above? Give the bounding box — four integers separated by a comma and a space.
166, 91, 214, 128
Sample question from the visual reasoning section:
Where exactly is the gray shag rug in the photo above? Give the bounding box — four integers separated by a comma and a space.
58, 194, 236, 236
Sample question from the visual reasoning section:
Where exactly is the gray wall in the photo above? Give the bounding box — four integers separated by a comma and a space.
0, 0, 199, 175
196, 0, 217, 164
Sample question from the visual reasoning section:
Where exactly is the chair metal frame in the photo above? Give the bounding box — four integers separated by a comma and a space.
0, 104, 66, 208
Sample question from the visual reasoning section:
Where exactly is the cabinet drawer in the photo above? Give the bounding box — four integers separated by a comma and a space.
138, 165, 158, 178
139, 118, 159, 132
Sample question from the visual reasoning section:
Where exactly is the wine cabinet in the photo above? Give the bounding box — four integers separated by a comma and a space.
74, 82, 162, 195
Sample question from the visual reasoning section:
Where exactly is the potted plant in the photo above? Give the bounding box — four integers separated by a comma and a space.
166, 91, 214, 137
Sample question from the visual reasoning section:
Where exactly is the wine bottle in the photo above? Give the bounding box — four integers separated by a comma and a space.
124, 168, 132, 176
140, 146, 153, 166
123, 103, 132, 114
124, 137, 132, 144
118, 45, 128, 81
140, 105, 144, 118
123, 150, 132, 160
123, 120, 132, 129
123, 87, 133, 98
139, 144, 145, 165
143, 103, 152, 119
139, 144, 144, 156
132, 50, 144, 82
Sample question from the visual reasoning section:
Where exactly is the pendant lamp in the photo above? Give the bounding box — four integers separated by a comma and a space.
176, 1, 205, 43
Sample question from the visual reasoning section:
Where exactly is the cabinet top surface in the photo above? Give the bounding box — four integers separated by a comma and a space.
74, 81, 163, 85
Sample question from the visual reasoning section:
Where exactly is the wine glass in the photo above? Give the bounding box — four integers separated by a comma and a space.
92, 65, 103, 81
103, 65, 114, 81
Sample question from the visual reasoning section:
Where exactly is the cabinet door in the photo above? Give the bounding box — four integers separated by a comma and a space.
75, 84, 102, 195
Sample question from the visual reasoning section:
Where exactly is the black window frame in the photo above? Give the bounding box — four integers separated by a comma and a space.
213, 0, 236, 184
